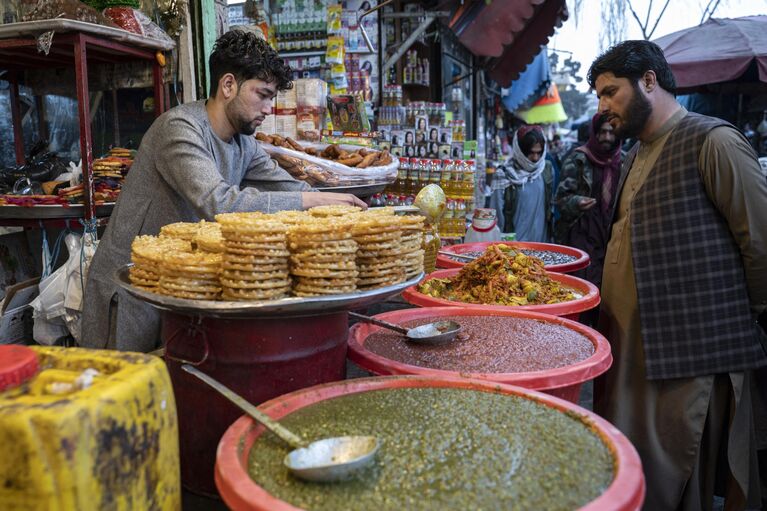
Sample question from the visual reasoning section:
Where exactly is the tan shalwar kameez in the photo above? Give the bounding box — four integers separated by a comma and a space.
596, 107, 767, 511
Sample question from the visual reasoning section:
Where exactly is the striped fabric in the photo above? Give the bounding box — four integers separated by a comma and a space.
625, 113, 767, 379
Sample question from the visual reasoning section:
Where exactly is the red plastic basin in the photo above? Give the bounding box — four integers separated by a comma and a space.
437, 241, 590, 273
348, 307, 612, 403
402, 268, 600, 321
215, 376, 645, 511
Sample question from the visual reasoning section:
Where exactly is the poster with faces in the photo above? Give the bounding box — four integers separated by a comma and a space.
403, 129, 416, 147
390, 130, 405, 147
439, 128, 453, 145
415, 114, 428, 132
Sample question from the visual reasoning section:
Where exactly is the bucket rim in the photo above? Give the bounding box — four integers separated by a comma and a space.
347, 306, 612, 391
215, 375, 645, 511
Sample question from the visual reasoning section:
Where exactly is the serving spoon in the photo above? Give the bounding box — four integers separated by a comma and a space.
182, 365, 379, 483
349, 311, 462, 345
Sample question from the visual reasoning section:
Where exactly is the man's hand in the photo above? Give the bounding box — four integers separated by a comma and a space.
577, 197, 597, 210
301, 192, 368, 210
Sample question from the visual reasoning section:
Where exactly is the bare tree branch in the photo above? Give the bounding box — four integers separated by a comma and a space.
647, 0, 672, 39
626, 0, 648, 39
644, 0, 653, 31
700, 0, 723, 25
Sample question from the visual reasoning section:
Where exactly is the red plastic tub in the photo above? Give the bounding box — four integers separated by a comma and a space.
215, 376, 645, 511
402, 268, 600, 321
348, 307, 612, 403
437, 241, 590, 272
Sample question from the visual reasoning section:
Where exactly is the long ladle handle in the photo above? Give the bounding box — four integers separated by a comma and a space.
182, 365, 306, 449
438, 250, 474, 261
349, 311, 409, 335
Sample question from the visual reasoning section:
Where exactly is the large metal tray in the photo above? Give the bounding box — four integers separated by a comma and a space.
0, 202, 115, 219
114, 264, 424, 318
0, 19, 175, 51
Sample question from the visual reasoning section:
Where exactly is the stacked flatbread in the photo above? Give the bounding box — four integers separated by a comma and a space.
128, 208, 426, 302
158, 251, 222, 300
215, 213, 291, 301
129, 235, 192, 292
287, 217, 359, 296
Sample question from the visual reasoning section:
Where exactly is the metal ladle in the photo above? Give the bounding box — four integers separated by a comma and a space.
438, 250, 475, 262
349, 311, 462, 345
182, 365, 379, 483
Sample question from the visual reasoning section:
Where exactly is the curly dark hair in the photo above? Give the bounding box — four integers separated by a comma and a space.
588, 40, 676, 94
208, 30, 293, 97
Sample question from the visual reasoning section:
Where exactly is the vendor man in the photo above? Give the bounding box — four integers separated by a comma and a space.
82, 30, 365, 352
590, 40, 767, 509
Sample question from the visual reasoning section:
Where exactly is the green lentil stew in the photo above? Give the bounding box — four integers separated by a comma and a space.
247, 387, 615, 510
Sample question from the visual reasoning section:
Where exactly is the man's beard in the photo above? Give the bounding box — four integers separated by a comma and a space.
600, 137, 621, 152
226, 97, 259, 136
614, 84, 652, 139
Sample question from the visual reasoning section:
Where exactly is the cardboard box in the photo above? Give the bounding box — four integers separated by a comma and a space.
0, 278, 39, 344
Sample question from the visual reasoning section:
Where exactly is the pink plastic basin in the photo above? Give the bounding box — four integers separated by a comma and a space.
348, 306, 612, 403
437, 241, 590, 273
402, 268, 600, 321
215, 376, 645, 511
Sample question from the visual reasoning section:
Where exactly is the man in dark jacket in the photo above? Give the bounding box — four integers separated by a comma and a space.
591, 40, 767, 510
553, 112, 622, 289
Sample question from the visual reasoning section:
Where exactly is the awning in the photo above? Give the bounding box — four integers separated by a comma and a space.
501, 49, 551, 112
448, 0, 568, 87
518, 84, 568, 124
653, 15, 767, 93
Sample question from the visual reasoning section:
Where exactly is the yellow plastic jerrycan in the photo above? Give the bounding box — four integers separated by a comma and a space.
0, 345, 181, 511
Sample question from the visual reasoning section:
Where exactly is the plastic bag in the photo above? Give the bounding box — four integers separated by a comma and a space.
23, 0, 118, 26
102, 7, 174, 45
30, 232, 98, 345
262, 142, 397, 187
103, 7, 143, 34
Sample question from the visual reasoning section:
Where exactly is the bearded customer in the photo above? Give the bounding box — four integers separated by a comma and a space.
82, 30, 365, 352
553, 112, 623, 292
589, 40, 767, 510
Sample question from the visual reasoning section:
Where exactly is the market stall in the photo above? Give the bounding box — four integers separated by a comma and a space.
0, 2, 650, 509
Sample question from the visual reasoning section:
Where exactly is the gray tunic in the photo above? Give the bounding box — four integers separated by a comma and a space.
81, 100, 311, 352
512, 176, 547, 242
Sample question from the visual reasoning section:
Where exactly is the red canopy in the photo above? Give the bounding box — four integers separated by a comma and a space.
654, 16, 767, 92
448, 0, 568, 87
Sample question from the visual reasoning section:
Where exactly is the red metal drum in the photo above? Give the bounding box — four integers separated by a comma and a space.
162, 311, 348, 496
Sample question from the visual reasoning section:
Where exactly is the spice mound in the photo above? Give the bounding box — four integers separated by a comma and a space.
247, 388, 615, 511
363, 315, 595, 373
419, 244, 579, 305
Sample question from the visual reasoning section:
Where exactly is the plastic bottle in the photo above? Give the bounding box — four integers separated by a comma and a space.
418, 159, 430, 192
407, 157, 420, 195
396, 157, 409, 195
442, 198, 455, 238
451, 160, 463, 199
428, 159, 441, 187
440, 159, 453, 197
369, 193, 385, 208
455, 199, 466, 238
